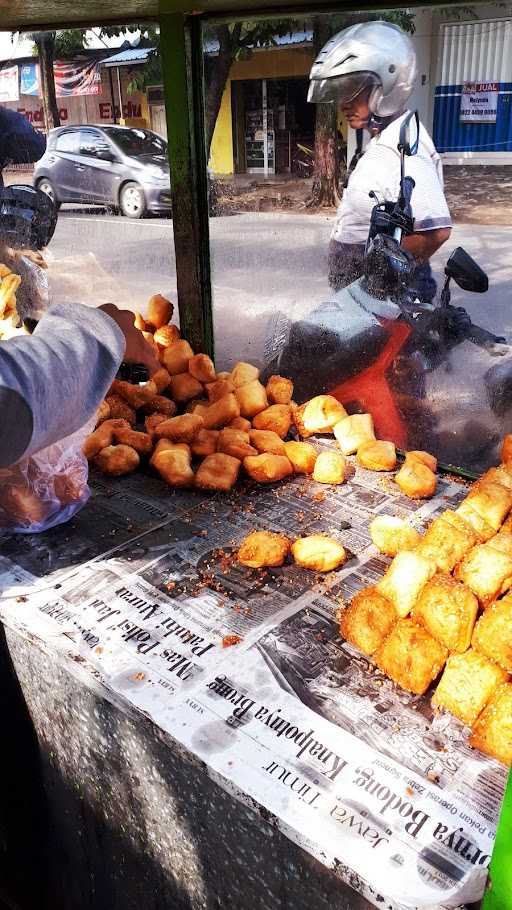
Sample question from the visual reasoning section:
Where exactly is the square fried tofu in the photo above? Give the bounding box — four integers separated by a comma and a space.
369, 515, 421, 557
415, 513, 476, 573
432, 649, 508, 726
470, 684, 512, 766
194, 453, 241, 491
333, 413, 375, 456
472, 595, 512, 672
487, 531, 512, 557
455, 502, 496, 542
376, 551, 436, 618
340, 587, 397, 656
412, 574, 478, 653
454, 544, 512, 607
464, 481, 512, 531
375, 619, 447, 695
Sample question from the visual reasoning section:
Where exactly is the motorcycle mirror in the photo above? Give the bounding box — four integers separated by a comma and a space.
398, 110, 420, 157
445, 247, 489, 293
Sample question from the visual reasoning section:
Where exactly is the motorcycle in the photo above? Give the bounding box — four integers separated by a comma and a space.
264, 111, 512, 474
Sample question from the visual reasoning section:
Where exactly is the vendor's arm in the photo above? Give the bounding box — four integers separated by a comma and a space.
0, 303, 128, 468
0, 107, 46, 166
402, 226, 451, 263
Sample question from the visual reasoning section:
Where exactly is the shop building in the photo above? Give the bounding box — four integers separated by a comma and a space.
1, 5, 512, 173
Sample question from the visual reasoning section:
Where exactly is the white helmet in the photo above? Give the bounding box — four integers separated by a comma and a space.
308, 21, 416, 119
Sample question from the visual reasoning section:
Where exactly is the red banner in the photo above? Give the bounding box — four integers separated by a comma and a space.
54, 60, 101, 97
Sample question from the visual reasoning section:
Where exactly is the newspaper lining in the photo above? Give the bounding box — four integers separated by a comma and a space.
0, 463, 505, 910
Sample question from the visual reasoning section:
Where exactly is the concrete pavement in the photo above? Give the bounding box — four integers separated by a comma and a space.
46, 210, 512, 368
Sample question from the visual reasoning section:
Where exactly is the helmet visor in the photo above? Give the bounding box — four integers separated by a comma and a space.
308, 71, 378, 104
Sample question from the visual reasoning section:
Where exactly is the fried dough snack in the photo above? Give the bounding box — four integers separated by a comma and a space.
0, 273, 21, 318
105, 394, 136, 426
230, 361, 259, 388
145, 413, 167, 439
161, 340, 194, 375
217, 428, 257, 460
142, 331, 160, 355
113, 427, 153, 456
154, 324, 181, 348
291, 535, 347, 572
252, 404, 292, 439
404, 450, 437, 473
152, 443, 194, 487
294, 395, 347, 437
153, 413, 204, 444
501, 435, 512, 464
147, 293, 173, 329
243, 453, 293, 484
195, 453, 241, 491
357, 440, 397, 472
235, 380, 268, 419
249, 430, 286, 456
202, 393, 240, 430
266, 375, 293, 405
284, 441, 317, 474
412, 575, 478, 653
111, 379, 158, 410
95, 400, 110, 425
312, 451, 346, 485
83, 418, 130, 459
141, 395, 176, 418
369, 515, 421, 557
0, 482, 53, 526
432, 650, 508, 725
333, 413, 375, 455
152, 367, 172, 394
134, 312, 146, 331
340, 587, 397, 656
472, 595, 512, 671
376, 551, 436, 618
395, 460, 436, 499
415, 512, 476, 573
169, 372, 203, 403
206, 378, 235, 403
454, 543, 512, 607
375, 619, 447, 696
238, 530, 291, 568
94, 445, 140, 477
188, 353, 216, 383
191, 429, 219, 457
229, 417, 252, 432
470, 684, 512, 766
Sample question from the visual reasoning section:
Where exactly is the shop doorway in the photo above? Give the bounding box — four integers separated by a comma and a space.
232, 76, 315, 176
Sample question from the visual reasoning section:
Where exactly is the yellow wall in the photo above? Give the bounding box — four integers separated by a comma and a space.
209, 45, 314, 175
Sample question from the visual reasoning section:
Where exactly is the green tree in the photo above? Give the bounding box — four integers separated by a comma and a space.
29, 32, 60, 131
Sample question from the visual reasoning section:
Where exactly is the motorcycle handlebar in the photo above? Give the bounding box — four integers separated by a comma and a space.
402, 176, 415, 206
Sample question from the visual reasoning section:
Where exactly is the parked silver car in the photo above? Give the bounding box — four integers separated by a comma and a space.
33, 124, 171, 218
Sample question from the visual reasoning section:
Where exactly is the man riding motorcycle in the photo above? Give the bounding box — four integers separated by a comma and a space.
314, 21, 452, 301
264, 21, 510, 467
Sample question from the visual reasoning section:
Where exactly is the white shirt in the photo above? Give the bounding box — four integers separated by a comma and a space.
332, 111, 452, 245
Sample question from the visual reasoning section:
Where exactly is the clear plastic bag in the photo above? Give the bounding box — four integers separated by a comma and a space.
0, 418, 95, 534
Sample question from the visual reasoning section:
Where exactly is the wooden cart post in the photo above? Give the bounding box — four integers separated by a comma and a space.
159, 7, 214, 357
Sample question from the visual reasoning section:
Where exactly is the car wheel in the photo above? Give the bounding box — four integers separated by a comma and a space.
119, 182, 146, 219
37, 178, 61, 210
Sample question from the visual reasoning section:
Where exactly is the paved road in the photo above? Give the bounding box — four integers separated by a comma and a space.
47, 209, 512, 368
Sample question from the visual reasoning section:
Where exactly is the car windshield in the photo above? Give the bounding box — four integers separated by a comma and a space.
103, 127, 167, 158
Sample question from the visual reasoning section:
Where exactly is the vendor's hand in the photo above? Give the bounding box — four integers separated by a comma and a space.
99, 304, 160, 375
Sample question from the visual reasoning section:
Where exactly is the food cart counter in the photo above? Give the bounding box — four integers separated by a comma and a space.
0, 445, 506, 910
